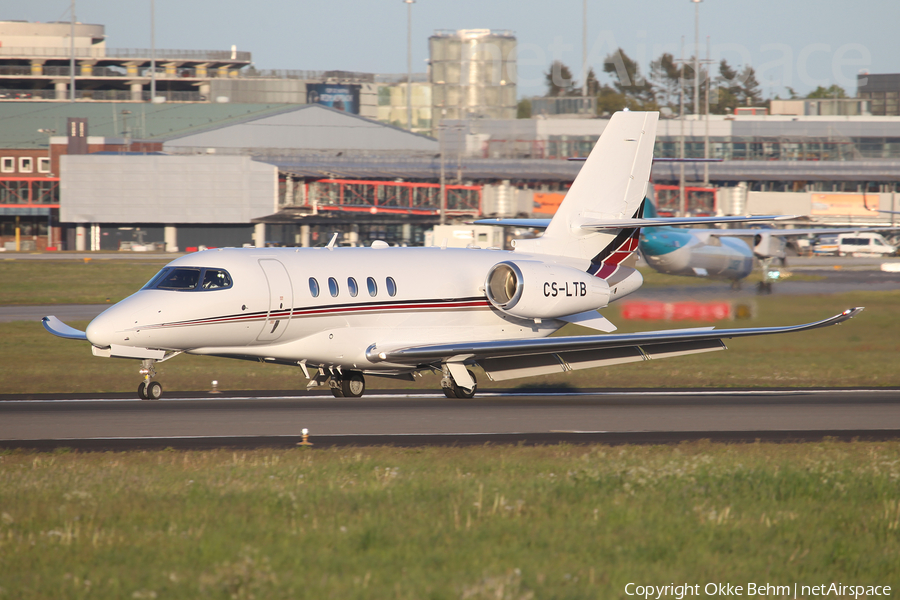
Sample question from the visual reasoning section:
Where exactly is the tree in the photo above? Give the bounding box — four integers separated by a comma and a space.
544, 61, 577, 97
711, 60, 762, 113
649, 52, 680, 109
740, 66, 762, 105
602, 48, 655, 107
517, 98, 532, 119
596, 84, 627, 115
807, 84, 847, 99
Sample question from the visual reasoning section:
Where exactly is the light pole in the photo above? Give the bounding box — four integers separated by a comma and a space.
692, 0, 701, 116
404, 0, 415, 130
150, 0, 156, 102
69, 0, 75, 102
582, 0, 587, 108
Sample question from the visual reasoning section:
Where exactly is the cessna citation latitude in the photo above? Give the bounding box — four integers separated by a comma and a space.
44, 111, 862, 400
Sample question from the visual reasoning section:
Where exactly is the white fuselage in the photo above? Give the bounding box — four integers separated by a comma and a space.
85, 247, 638, 373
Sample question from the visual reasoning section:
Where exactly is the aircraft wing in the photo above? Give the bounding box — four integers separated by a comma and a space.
704, 227, 899, 238
367, 308, 862, 379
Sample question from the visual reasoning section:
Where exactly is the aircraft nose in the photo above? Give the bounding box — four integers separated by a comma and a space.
85, 308, 122, 347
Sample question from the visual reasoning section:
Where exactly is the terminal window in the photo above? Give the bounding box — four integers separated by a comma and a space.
19, 157, 33, 173
1, 157, 13, 173
37, 157, 50, 174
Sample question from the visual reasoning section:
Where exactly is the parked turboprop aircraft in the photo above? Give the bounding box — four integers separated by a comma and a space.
44, 111, 861, 400
486, 194, 889, 291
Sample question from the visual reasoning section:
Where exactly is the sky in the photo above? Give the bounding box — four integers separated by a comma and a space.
6, 0, 899, 99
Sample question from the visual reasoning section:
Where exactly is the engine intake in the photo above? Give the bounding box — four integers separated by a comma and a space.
485, 261, 610, 320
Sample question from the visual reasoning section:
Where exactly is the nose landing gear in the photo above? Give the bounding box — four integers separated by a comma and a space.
138, 359, 163, 400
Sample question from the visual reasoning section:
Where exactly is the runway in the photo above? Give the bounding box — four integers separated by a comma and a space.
2, 388, 900, 450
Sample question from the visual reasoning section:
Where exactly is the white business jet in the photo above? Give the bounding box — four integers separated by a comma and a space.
43, 111, 862, 400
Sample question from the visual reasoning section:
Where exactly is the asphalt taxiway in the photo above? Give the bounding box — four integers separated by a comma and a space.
2, 389, 899, 450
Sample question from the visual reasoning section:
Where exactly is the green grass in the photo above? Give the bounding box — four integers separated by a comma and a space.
638, 266, 826, 287
2, 291, 897, 394
0, 259, 168, 305
0, 442, 898, 599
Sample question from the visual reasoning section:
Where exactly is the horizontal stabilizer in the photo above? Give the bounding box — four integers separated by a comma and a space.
576, 215, 796, 229
474, 215, 797, 230
473, 218, 552, 228
42, 316, 88, 341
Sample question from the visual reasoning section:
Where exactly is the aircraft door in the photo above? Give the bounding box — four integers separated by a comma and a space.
257, 259, 293, 342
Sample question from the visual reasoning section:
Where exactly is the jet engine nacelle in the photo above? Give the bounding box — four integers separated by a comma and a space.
753, 232, 786, 259
485, 261, 610, 320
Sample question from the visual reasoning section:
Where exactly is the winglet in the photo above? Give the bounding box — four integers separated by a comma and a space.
42, 316, 88, 341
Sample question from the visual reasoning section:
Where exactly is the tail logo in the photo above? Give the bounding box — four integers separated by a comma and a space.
587, 203, 644, 279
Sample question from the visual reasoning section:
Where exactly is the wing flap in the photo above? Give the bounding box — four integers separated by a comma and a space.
481, 354, 566, 381
368, 308, 862, 365
480, 340, 726, 382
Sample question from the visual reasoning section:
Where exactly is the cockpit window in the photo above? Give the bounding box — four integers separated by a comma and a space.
201, 269, 232, 289
143, 268, 172, 290
144, 267, 232, 291
156, 268, 201, 290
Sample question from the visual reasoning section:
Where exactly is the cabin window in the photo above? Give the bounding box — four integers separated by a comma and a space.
328, 277, 339, 297
347, 277, 359, 297
308, 277, 320, 297
386, 277, 397, 297
366, 277, 377, 297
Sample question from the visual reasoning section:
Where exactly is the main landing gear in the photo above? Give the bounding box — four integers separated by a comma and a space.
138, 359, 163, 400
441, 368, 477, 399
329, 371, 366, 398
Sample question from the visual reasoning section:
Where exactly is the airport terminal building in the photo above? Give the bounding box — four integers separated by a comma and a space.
3, 18, 900, 251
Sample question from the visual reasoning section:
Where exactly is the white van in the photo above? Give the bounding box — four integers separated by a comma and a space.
813, 232, 896, 256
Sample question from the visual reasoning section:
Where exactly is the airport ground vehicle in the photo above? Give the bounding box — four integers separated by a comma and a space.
813, 232, 896, 257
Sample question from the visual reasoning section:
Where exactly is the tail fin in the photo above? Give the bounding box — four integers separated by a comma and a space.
515, 111, 658, 266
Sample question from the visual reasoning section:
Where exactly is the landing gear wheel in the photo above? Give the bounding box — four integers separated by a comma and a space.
449, 370, 477, 399
146, 380, 163, 400
138, 381, 148, 400
341, 372, 365, 398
